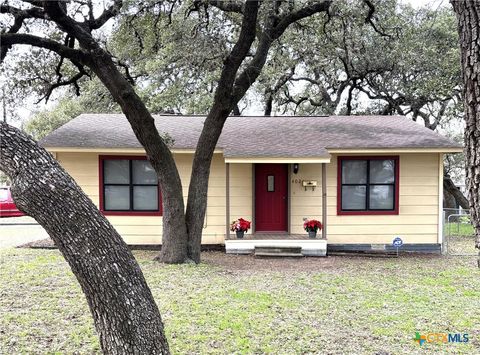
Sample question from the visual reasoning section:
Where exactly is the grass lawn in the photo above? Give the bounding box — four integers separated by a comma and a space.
445, 222, 475, 237
1, 248, 480, 354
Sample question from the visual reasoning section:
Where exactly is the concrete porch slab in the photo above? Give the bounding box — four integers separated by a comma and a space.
225, 239, 327, 256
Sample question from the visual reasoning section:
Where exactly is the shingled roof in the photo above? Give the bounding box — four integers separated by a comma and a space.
40, 114, 462, 158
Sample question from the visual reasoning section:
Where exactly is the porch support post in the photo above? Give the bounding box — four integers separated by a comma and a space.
226, 162, 230, 240
322, 163, 327, 239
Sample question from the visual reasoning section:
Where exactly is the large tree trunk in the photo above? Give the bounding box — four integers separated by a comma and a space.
451, 1, 480, 253
88, 53, 189, 264
185, 104, 232, 262
443, 184, 457, 209
0, 122, 169, 353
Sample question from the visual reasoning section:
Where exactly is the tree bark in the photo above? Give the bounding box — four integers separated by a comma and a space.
88, 52, 189, 264
443, 183, 457, 209
0, 122, 169, 354
264, 93, 273, 116
444, 175, 469, 210
450, 1, 480, 253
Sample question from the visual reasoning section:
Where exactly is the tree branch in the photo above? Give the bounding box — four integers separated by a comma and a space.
0, 4, 46, 23
0, 33, 89, 65
0, 4, 48, 59
88, 0, 123, 30
38, 69, 89, 104
212, 0, 259, 107
232, 1, 332, 103
271, 1, 332, 40
363, 0, 391, 38
198, 0, 243, 14
264, 66, 295, 116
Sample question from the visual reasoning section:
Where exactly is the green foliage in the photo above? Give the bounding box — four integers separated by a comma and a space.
24, 78, 119, 139
0, 172, 9, 186
103, 0, 461, 122
12, 0, 463, 148
109, 1, 231, 114
24, 98, 83, 140
445, 132, 466, 183
446, 221, 474, 237
263, 0, 461, 122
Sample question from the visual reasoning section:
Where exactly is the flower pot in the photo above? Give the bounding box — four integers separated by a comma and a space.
236, 231, 245, 239
308, 231, 317, 238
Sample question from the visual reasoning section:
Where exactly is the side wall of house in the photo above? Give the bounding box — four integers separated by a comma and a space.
289, 153, 441, 244
55, 152, 252, 244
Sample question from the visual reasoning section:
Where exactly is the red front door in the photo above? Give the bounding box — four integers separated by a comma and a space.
255, 164, 288, 232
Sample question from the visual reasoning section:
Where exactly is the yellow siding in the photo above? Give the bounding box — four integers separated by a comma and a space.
289, 153, 440, 244
228, 164, 253, 238
56, 152, 234, 245
55, 151, 440, 246
290, 164, 323, 230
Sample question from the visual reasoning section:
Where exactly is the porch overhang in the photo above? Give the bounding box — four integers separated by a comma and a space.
224, 157, 331, 164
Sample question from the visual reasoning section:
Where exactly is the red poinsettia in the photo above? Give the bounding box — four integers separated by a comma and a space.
303, 219, 323, 232
230, 218, 251, 232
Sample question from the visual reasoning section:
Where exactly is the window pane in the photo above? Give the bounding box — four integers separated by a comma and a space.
104, 160, 130, 184
370, 160, 395, 184
133, 186, 158, 210
133, 160, 157, 185
267, 175, 274, 192
342, 186, 366, 210
369, 185, 394, 210
104, 186, 130, 210
342, 160, 367, 184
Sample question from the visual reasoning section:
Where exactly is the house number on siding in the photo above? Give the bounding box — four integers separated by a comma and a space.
292, 179, 303, 184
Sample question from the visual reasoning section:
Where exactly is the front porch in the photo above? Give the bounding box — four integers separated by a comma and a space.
225, 234, 327, 256
224, 160, 329, 257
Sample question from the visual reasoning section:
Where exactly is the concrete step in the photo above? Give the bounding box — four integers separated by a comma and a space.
255, 252, 303, 257
254, 245, 303, 257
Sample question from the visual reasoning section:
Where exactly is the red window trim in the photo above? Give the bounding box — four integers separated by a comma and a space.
337, 156, 400, 216
99, 155, 162, 216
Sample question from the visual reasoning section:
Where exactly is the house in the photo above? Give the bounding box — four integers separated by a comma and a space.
40, 114, 462, 256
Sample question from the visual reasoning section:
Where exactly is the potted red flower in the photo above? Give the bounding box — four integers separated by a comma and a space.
303, 219, 323, 238
230, 218, 251, 238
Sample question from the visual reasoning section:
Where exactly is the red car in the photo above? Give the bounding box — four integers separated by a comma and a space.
0, 187, 24, 217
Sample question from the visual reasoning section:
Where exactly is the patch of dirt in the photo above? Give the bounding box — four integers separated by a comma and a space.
17, 237, 56, 249
200, 250, 443, 273
201, 251, 343, 272
18, 240, 444, 274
